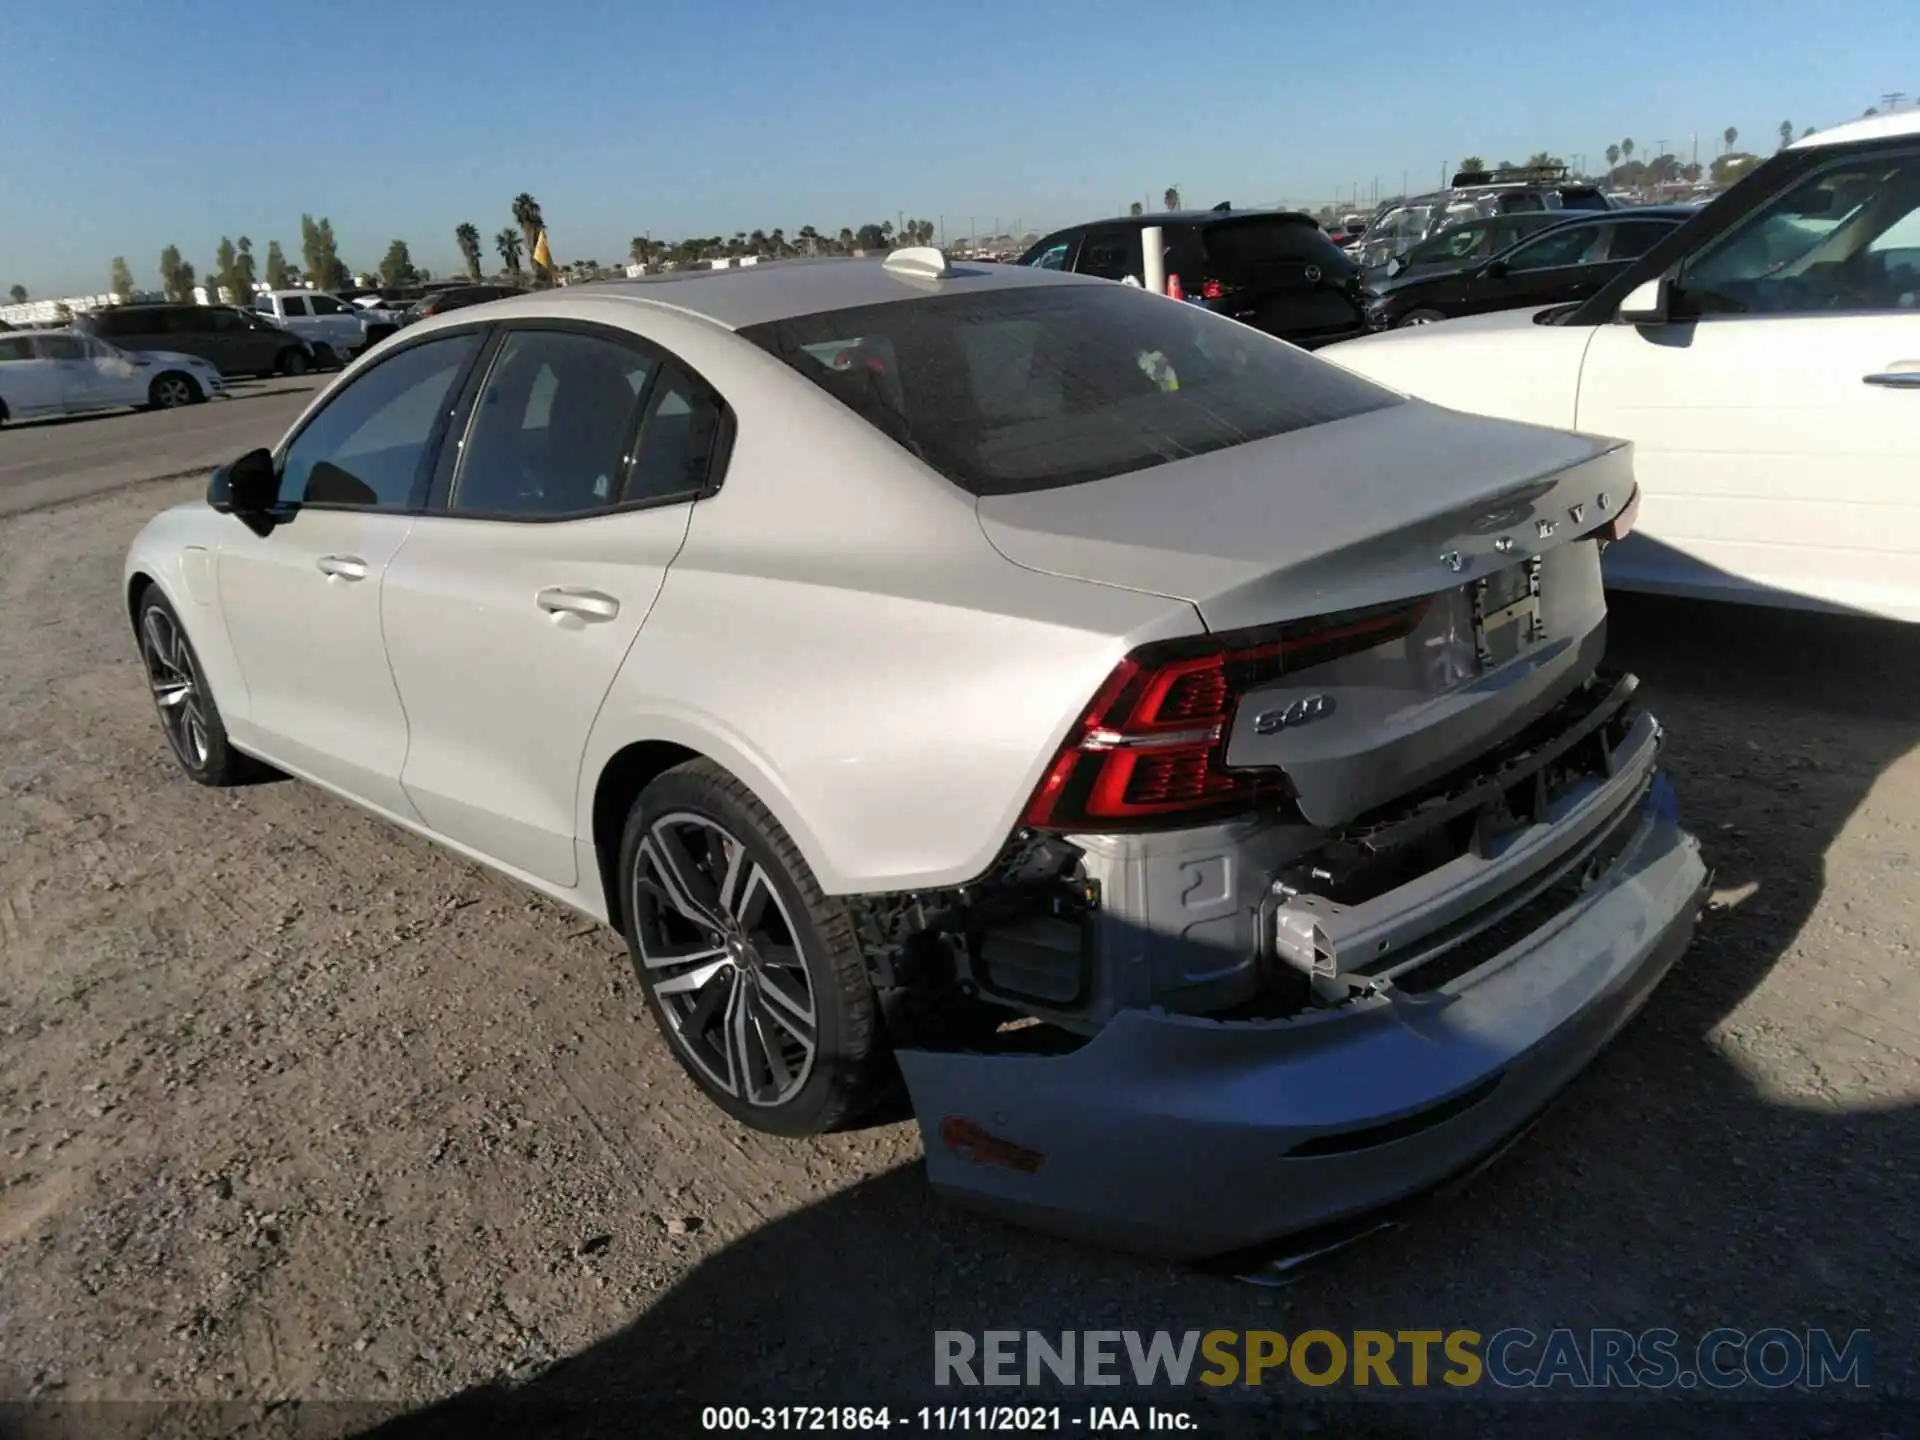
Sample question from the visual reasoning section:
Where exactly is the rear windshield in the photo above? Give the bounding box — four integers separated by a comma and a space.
1201, 218, 1355, 277
739, 281, 1400, 496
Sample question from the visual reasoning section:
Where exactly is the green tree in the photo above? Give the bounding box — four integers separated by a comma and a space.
1710, 152, 1760, 184
7, 283, 25, 304
215, 236, 243, 303
300, 214, 348, 291
378, 239, 417, 286
495, 227, 524, 274
1778, 119, 1794, 151
1460, 155, 1486, 173
1128, 200, 1144, 216
1723, 125, 1738, 154
264, 240, 291, 289
163, 246, 197, 301
1163, 186, 1181, 210
109, 257, 135, 299
455, 222, 483, 280
1605, 144, 1621, 171
234, 237, 258, 297
836, 227, 854, 252
512, 192, 546, 280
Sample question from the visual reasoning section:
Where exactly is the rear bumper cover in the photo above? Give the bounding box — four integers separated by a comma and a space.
896, 778, 1708, 1261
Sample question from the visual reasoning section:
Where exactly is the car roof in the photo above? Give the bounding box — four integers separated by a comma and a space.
471, 256, 1105, 331
1793, 110, 1920, 149
1050, 209, 1320, 233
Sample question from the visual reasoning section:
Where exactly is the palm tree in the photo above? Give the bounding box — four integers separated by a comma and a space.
1605, 143, 1621, 171
837, 227, 854, 253
1723, 125, 1738, 154
1163, 186, 1181, 211
511, 192, 545, 277
1621, 138, 1635, 161
495, 227, 524, 275
1778, 120, 1794, 152
455, 222, 483, 280
1128, 200, 1144, 216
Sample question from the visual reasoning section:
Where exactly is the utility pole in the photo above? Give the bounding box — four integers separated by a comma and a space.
938, 214, 945, 247
1883, 91, 1908, 111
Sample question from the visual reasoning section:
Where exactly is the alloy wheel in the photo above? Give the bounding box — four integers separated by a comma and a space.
154, 375, 193, 407
630, 812, 818, 1107
140, 606, 210, 769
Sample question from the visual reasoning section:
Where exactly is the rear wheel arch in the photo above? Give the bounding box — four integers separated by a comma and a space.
591, 739, 702, 924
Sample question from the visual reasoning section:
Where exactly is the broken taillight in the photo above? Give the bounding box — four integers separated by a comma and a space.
1579, 484, 1641, 545
1201, 277, 1226, 300
1021, 597, 1432, 831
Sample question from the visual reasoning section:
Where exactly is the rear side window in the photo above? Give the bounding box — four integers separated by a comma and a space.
1201, 218, 1354, 278
311, 295, 349, 315
741, 282, 1400, 497
1605, 219, 1677, 260
0, 336, 32, 361
1077, 227, 1137, 281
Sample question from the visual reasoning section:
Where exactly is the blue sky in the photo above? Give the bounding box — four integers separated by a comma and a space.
3, 0, 1915, 296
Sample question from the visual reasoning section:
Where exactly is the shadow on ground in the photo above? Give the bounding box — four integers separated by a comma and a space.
334, 593, 1919, 1439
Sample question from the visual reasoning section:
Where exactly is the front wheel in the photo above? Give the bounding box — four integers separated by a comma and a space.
136, 591, 265, 786
1395, 307, 1449, 327
277, 347, 310, 376
147, 372, 200, 409
618, 760, 890, 1136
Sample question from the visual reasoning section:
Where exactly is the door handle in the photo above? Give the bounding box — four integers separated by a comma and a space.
1862, 371, 1920, 389
536, 586, 620, 621
316, 554, 369, 581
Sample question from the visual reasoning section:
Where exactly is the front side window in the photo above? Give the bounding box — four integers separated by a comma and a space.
449, 329, 654, 517
1503, 223, 1605, 272
1679, 151, 1920, 314
32, 334, 85, 360
741, 281, 1400, 496
280, 296, 311, 317
252, 295, 275, 313
279, 333, 478, 508
1028, 242, 1071, 271
1076, 228, 1137, 281
1409, 223, 1487, 265
311, 295, 349, 315
1605, 220, 1678, 261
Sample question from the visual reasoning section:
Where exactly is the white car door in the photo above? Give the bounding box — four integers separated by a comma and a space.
28, 332, 98, 411
1577, 146, 1920, 620
380, 325, 722, 886
215, 330, 485, 815
308, 293, 368, 353
0, 333, 61, 415
78, 335, 149, 407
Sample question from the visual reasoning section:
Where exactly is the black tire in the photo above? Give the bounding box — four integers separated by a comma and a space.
1395, 307, 1449, 327
0, 397, 8, 426
277, 347, 311, 376
618, 759, 889, 1136
135, 590, 266, 787
147, 372, 200, 409
313, 344, 342, 370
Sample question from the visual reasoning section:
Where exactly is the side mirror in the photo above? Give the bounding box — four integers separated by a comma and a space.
1616, 275, 1671, 324
214, 448, 283, 536
1480, 259, 1509, 281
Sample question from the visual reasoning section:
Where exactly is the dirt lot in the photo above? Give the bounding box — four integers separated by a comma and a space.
1, 479, 1916, 1438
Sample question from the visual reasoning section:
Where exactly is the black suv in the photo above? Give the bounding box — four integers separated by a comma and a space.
74, 303, 318, 377
1017, 208, 1370, 348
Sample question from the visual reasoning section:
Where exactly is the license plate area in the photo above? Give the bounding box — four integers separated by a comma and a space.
1472, 558, 1544, 671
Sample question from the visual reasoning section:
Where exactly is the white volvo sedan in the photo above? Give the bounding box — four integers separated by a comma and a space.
0, 328, 225, 422
125, 250, 1708, 1260
1323, 111, 1920, 623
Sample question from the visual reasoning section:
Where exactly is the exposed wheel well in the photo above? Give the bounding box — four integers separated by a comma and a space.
126, 572, 155, 632
591, 740, 699, 925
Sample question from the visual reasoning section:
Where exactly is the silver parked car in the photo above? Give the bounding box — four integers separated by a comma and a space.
124, 249, 1708, 1260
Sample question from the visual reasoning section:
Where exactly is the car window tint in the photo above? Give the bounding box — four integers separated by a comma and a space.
1605, 220, 1675, 261
252, 296, 274, 313
311, 295, 348, 315
1202, 218, 1355, 278
1077, 228, 1136, 281
449, 329, 654, 517
743, 282, 1400, 496
0, 336, 32, 361
1682, 152, 1920, 314
279, 333, 477, 508
33, 335, 85, 360
280, 296, 311, 317
624, 367, 725, 503
1028, 242, 1071, 271
1504, 224, 1603, 272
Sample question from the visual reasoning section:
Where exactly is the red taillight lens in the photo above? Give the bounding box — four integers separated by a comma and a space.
1201, 277, 1225, 300
1021, 598, 1431, 831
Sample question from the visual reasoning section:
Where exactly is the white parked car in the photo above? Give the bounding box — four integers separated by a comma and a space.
250, 289, 374, 365
0, 328, 225, 423
124, 250, 1707, 1260
1323, 111, 1920, 623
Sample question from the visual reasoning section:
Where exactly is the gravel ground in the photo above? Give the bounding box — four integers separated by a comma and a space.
0, 480, 1915, 1439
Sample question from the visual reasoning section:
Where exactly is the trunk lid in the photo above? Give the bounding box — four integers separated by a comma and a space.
977, 399, 1636, 827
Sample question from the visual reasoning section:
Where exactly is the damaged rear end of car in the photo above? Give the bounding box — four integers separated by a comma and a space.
744, 274, 1708, 1262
